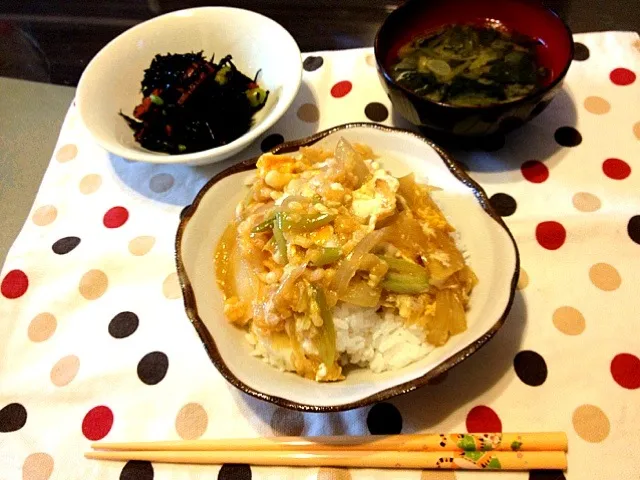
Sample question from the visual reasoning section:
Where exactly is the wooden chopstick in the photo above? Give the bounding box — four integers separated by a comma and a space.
85, 449, 567, 470
92, 432, 568, 452
87, 433, 568, 471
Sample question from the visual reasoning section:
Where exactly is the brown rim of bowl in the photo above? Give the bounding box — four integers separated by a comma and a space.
373, 4, 575, 112
175, 122, 520, 412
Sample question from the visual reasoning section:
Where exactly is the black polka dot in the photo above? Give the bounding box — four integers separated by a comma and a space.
303, 56, 323, 72
218, 463, 252, 480
364, 102, 389, 122
120, 460, 154, 480
490, 193, 517, 217
0, 403, 27, 432
366, 402, 402, 435
513, 350, 548, 386
627, 215, 640, 245
554, 126, 582, 147
260, 134, 285, 153
109, 312, 139, 339
52, 236, 81, 255
529, 471, 566, 480
573, 42, 590, 61
137, 352, 169, 385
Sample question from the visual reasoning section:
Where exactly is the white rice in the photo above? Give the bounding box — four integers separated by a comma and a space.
249, 303, 434, 375
333, 303, 434, 373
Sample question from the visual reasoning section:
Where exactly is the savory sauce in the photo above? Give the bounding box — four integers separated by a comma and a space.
390, 24, 548, 106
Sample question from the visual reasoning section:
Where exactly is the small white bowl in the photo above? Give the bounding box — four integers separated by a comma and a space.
176, 124, 519, 411
76, 7, 302, 166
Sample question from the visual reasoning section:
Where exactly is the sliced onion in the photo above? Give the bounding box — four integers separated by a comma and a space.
334, 137, 370, 188
279, 195, 309, 210
331, 229, 386, 296
339, 279, 381, 307
273, 263, 308, 308
233, 253, 256, 320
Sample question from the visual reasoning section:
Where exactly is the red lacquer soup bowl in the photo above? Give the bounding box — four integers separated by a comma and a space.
374, 0, 574, 138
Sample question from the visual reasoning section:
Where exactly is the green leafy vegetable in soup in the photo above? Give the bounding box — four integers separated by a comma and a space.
391, 24, 548, 106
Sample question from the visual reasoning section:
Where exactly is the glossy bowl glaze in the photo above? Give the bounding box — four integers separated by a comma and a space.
374, 0, 574, 138
175, 123, 520, 411
77, 7, 302, 166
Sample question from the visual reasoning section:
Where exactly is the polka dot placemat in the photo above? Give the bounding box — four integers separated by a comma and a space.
1, 32, 639, 480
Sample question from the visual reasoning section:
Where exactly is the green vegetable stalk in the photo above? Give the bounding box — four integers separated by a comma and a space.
311, 285, 336, 367
378, 255, 429, 277
272, 213, 288, 263
311, 247, 342, 267
279, 212, 336, 232
381, 272, 430, 294
379, 255, 430, 294
251, 216, 275, 233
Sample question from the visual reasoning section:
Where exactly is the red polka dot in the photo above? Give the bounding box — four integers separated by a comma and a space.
466, 405, 502, 432
536, 221, 566, 250
521, 160, 549, 183
610, 68, 636, 86
82, 406, 113, 440
330, 81, 353, 98
611, 354, 640, 389
103, 207, 129, 228
1, 270, 29, 299
602, 158, 631, 180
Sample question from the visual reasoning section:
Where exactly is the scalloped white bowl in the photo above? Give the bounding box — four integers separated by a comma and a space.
176, 124, 519, 411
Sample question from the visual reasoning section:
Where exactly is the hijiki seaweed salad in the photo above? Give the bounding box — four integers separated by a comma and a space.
391, 24, 549, 106
215, 139, 477, 382
120, 53, 268, 154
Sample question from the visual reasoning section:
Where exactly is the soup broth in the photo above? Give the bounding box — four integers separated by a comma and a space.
390, 24, 548, 107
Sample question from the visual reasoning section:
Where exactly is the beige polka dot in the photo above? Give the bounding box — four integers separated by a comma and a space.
516, 268, 529, 290
55, 144, 78, 163
633, 121, 640, 140
583, 96, 610, 115
270, 407, 305, 436
79, 174, 102, 195
22, 452, 54, 480
162, 273, 181, 300
79, 269, 108, 300
50, 355, 80, 387
421, 471, 456, 480
553, 306, 586, 335
297, 103, 320, 123
589, 263, 621, 291
365, 54, 376, 67
573, 192, 601, 212
573, 404, 610, 443
633, 38, 640, 53
318, 468, 352, 480
149, 173, 175, 193
128, 236, 156, 256
32, 205, 57, 226
175, 403, 208, 440
28, 313, 57, 342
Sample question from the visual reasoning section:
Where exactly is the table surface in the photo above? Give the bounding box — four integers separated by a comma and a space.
0, 77, 75, 264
